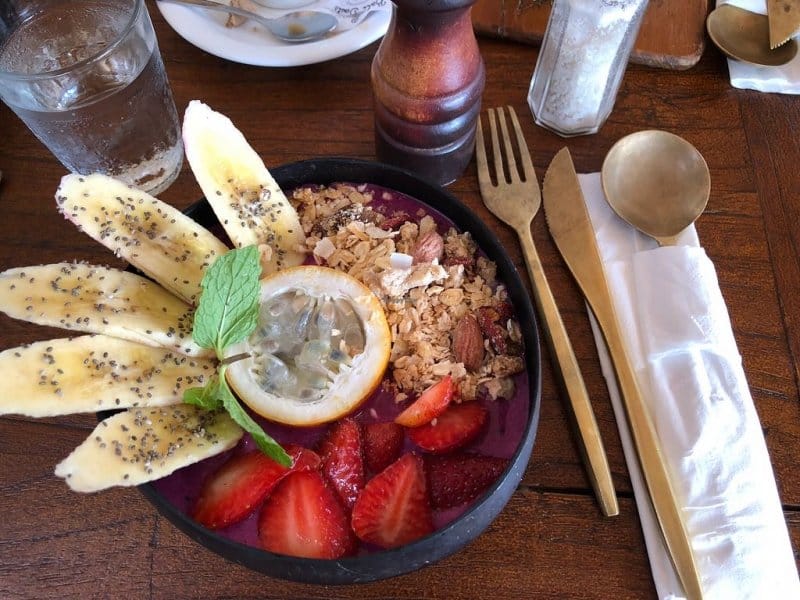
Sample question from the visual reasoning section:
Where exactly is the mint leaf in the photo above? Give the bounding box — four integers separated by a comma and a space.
218, 366, 292, 467
186, 246, 290, 464
193, 245, 261, 356
183, 377, 224, 411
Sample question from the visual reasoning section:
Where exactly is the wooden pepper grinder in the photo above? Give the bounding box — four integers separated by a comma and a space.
371, 0, 485, 186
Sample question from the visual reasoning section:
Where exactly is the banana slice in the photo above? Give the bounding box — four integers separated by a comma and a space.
56, 173, 229, 305
55, 405, 243, 492
182, 100, 307, 275
0, 335, 216, 417
0, 263, 209, 357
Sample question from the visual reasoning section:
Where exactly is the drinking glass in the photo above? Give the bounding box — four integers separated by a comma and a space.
0, 0, 183, 195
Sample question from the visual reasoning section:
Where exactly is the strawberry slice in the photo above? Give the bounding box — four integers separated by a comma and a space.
394, 375, 455, 427
351, 453, 434, 549
424, 453, 508, 509
318, 418, 364, 510
193, 444, 316, 530
407, 402, 488, 453
290, 445, 322, 472
363, 421, 404, 474
258, 470, 356, 559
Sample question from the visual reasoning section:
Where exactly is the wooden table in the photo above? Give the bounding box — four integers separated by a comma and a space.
1, 3, 798, 598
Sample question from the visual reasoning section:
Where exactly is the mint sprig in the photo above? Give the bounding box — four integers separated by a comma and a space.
192, 244, 261, 355
183, 246, 291, 467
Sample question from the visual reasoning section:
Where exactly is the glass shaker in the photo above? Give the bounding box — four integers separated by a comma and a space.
527, 0, 649, 137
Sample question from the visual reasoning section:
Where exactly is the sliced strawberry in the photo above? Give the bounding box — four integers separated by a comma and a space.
193, 448, 291, 530
424, 453, 508, 509
407, 402, 488, 454
289, 444, 322, 472
363, 421, 404, 474
394, 375, 455, 427
351, 453, 434, 549
258, 470, 356, 559
317, 418, 364, 510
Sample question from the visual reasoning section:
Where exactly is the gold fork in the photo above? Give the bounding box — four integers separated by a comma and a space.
476, 106, 618, 517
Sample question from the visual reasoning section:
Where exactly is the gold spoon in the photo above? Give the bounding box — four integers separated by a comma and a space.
706, 4, 798, 67
601, 130, 710, 246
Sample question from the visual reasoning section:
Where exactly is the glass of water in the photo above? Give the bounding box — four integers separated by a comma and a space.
0, 0, 183, 195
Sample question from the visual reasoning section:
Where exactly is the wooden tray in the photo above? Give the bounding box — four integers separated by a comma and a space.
472, 0, 709, 70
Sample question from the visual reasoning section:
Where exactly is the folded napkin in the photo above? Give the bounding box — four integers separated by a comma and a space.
251, 0, 390, 31
578, 173, 800, 599
717, 0, 800, 93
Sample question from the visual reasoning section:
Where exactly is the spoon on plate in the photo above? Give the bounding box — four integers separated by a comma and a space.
706, 4, 798, 67
601, 130, 710, 246
158, 0, 337, 43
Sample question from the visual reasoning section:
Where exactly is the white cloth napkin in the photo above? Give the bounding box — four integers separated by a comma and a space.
717, 0, 800, 93
578, 173, 800, 599
251, 0, 390, 31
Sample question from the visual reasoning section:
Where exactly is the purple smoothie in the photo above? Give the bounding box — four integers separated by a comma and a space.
151, 183, 530, 552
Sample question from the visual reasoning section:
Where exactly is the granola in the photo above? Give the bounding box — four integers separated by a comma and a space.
290, 183, 525, 403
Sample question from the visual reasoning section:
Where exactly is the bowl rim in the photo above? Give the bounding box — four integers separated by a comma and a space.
138, 157, 542, 584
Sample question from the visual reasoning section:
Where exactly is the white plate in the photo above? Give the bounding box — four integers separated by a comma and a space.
156, 1, 391, 67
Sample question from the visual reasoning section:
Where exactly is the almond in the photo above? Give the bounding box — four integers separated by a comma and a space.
452, 313, 485, 372
412, 230, 444, 264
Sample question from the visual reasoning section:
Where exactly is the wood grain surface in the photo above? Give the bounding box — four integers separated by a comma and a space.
0, 2, 798, 598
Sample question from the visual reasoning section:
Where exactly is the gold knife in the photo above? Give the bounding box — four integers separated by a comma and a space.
541, 148, 704, 600
768, 0, 800, 49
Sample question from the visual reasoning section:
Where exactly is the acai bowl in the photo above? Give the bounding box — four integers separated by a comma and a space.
0, 103, 541, 585
144, 158, 542, 583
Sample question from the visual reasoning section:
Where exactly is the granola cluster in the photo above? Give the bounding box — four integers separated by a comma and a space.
290, 183, 525, 403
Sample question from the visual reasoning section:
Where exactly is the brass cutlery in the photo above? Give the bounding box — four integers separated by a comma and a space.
475, 106, 618, 518
601, 130, 710, 247
767, 0, 800, 49
706, 4, 798, 67
542, 147, 704, 600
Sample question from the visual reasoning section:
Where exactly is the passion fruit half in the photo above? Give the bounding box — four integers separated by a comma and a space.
225, 265, 391, 426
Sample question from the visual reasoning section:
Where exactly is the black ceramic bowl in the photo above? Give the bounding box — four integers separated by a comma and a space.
139, 158, 542, 584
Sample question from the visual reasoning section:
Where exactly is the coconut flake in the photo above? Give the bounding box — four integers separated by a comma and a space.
389, 252, 413, 269
364, 224, 397, 239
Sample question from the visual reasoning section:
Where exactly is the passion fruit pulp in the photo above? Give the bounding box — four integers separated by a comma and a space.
225, 266, 391, 426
